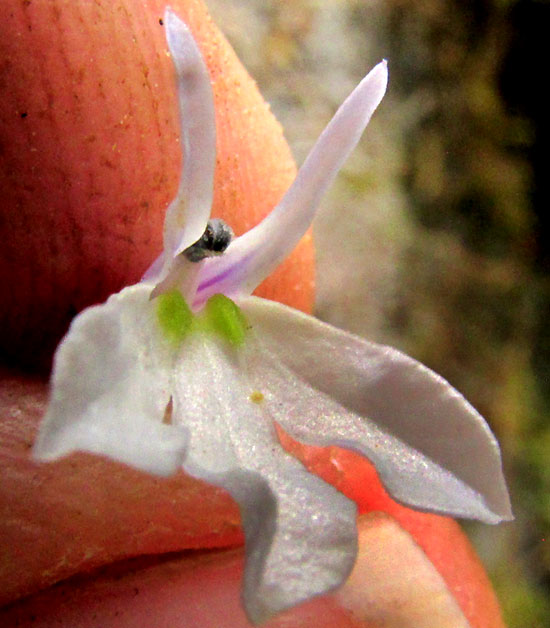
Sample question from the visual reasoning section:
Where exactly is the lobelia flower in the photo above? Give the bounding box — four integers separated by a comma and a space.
33, 7, 513, 625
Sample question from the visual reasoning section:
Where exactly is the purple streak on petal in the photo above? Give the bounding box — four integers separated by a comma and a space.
193, 251, 255, 307
197, 262, 239, 292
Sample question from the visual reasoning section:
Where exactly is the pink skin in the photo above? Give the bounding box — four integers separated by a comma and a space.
1, 514, 473, 628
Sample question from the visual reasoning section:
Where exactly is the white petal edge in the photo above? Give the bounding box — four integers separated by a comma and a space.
193, 61, 388, 307
33, 284, 188, 477
160, 8, 216, 267
240, 297, 513, 524
170, 334, 358, 624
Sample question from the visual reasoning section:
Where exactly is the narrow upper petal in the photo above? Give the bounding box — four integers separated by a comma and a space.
33, 284, 188, 476
160, 8, 216, 266
171, 334, 358, 624
193, 61, 388, 307
240, 297, 513, 524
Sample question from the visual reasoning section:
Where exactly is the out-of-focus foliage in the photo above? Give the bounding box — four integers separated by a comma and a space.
207, 1, 549, 626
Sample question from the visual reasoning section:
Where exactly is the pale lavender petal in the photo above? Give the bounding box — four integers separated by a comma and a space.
142, 251, 164, 282
240, 297, 513, 524
33, 284, 188, 476
149, 253, 203, 303
172, 334, 358, 624
162, 8, 215, 263
193, 61, 388, 306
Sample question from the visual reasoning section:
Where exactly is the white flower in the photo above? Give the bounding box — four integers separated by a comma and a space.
33, 8, 512, 625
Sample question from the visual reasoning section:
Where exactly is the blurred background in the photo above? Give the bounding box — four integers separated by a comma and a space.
207, 0, 549, 626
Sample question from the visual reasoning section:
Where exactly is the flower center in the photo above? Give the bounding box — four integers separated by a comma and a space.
156, 290, 248, 347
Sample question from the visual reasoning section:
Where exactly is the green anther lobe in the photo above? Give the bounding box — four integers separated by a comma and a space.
202, 294, 248, 346
156, 289, 193, 344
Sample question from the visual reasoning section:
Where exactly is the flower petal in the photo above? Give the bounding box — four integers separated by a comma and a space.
159, 9, 216, 265
149, 253, 203, 303
240, 297, 513, 524
142, 250, 165, 282
33, 284, 188, 476
193, 61, 388, 307
172, 334, 357, 624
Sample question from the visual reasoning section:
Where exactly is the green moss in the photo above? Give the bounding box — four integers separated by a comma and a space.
492, 564, 550, 628
156, 289, 193, 344
201, 294, 248, 346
